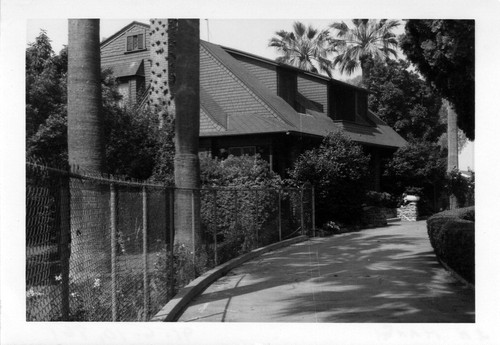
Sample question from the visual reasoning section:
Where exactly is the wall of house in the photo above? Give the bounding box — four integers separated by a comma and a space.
101, 23, 151, 91
297, 74, 329, 115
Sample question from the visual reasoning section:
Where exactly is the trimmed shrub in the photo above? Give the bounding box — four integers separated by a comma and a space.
426, 206, 475, 284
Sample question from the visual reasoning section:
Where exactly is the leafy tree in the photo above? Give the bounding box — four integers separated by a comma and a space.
362, 58, 445, 142
288, 130, 371, 225
329, 19, 400, 84
26, 30, 162, 180
400, 20, 475, 140
383, 141, 447, 215
269, 21, 335, 77
26, 31, 67, 140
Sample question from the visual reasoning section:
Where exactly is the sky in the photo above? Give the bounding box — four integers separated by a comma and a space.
26, 18, 474, 170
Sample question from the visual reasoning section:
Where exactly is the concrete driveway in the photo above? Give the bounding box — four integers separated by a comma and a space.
177, 221, 475, 322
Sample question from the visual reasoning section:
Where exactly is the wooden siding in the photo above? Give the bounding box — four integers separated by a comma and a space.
229, 54, 277, 93
298, 74, 328, 115
101, 23, 151, 84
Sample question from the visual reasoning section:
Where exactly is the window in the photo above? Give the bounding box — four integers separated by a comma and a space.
228, 146, 256, 157
126, 33, 145, 52
277, 67, 298, 109
329, 83, 356, 122
355, 91, 368, 118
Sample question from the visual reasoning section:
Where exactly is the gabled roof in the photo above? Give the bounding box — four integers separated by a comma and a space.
100, 21, 149, 48
101, 21, 406, 149
200, 40, 406, 149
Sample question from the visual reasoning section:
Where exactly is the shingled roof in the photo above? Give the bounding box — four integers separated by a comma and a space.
102, 21, 406, 149
200, 40, 406, 149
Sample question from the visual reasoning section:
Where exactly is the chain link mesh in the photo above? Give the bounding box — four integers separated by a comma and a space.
26, 163, 313, 321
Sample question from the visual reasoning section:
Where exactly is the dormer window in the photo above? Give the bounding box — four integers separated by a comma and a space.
126, 33, 145, 52
277, 66, 298, 109
355, 91, 367, 118
329, 81, 370, 123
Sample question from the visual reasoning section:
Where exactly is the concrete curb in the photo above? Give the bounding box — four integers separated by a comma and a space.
150, 235, 309, 322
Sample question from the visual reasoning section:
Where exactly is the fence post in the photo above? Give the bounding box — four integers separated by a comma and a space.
169, 188, 175, 298
191, 189, 196, 276
142, 185, 149, 321
234, 189, 238, 230
110, 183, 117, 322
58, 171, 71, 320
254, 189, 259, 245
300, 187, 305, 236
312, 185, 316, 237
278, 189, 282, 242
213, 189, 218, 265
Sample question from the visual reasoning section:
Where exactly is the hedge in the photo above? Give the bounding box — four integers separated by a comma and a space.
426, 207, 475, 284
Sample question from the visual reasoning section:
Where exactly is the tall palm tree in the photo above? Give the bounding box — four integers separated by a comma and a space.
330, 19, 400, 84
67, 19, 108, 281
149, 19, 201, 252
269, 21, 335, 77
68, 19, 104, 171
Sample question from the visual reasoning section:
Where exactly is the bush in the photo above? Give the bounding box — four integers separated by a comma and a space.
288, 131, 371, 225
200, 155, 282, 261
426, 206, 475, 283
365, 191, 398, 208
383, 140, 447, 215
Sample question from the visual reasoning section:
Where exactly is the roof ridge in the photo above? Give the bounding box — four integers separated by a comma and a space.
100, 21, 149, 48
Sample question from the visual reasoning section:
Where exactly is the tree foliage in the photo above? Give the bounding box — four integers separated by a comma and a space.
268, 21, 335, 77
400, 20, 475, 140
329, 19, 400, 84
363, 58, 445, 142
26, 31, 67, 140
288, 131, 371, 225
26, 31, 164, 179
383, 141, 447, 214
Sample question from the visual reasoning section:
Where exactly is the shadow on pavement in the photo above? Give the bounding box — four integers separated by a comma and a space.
180, 223, 475, 322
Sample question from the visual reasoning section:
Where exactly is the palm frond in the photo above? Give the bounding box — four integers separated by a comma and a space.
329, 19, 400, 78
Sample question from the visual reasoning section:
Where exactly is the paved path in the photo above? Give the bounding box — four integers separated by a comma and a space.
178, 221, 475, 322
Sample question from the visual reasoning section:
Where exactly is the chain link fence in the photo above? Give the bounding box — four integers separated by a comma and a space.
26, 163, 314, 321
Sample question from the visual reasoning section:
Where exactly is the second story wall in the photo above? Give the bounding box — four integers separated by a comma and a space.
101, 23, 151, 86
297, 74, 328, 115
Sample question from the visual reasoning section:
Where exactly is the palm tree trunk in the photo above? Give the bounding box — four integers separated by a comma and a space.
68, 19, 108, 280
68, 19, 104, 171
149, 19, 201, 252
360, 56, 373, 87
172, 20, 201, 251
446, 99, 459, 209
149, 19, 175, 129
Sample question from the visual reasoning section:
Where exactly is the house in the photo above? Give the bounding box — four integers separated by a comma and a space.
100, 21, 407, 190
